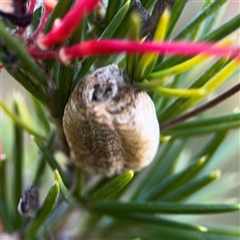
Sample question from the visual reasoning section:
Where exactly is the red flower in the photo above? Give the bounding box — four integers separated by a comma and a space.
23, 0, 238, 65
36, 0, 100, 50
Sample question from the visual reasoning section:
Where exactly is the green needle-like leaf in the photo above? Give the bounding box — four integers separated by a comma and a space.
158, 58, 228, 121
37, 202, 68, 238
73, 168, 84, 200
126, 12, 141, 79
89, 170, 134, 201
188, 0, 212, 40
194, 131, 227, 160
33, 137, 69, 186
0, 100, 46, 140
0, 197, 12, 232
0, 23, 47, 86
73, 0, 130, 86
207, 226, 240, 238
90, 201, 240, 215
33, 129, 55, 187
201, 13, 240, 41
25, 182, 59, 239
199, 1, 226, 38
174, 0, 227, 40
12, 101, 23, 230
135, 139, 187, 200
4, 68, 48, 106
109, 213, 208, 232
54, 170, 77, 205
146, 157, 206, 201
104, 0, 122, 26
32, 97, 51, 134
166, 0, 188, 39
32, 6, 42, 31
0, 161, 12, 232
101, 0, 131, 40
56, 64, 76, 118
163, 113, 240, 137
159, 170, 220, 202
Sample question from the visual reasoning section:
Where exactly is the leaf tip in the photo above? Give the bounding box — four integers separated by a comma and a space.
53, 169, 59, 180
212, 169, 221, 178
199, 226, 208, 232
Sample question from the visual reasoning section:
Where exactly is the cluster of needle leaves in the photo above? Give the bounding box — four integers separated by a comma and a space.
0, 0, 239, 239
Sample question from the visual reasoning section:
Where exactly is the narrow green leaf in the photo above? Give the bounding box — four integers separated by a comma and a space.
135, 9, 170, 80
73, 0, 130, 86
162, 113, 240, 137
155, 73, 186, 113
126, 12, 141, 79
148, 50, 211, 80
37, 202, 68, 238
101, 0, 131, 40
201, 13, 240, 41
135, 84, 205, 97
0, 100, 46, 140
203, 59, 238, 92
54, 170, 77, 205
129, 225, 240, 240
0, 22, 47, 86
33, 137, 69, 186
25, 182, 59, 239
194, 131, 227, 159
109, 213, 208, 232
90, 201, 240, 215
146, 157, 206, 201
33, 129, 55, 186
199, 1, 227, 38
32, 97, 51, 134
0, 160, 12, 232
89, 170, 134, 201
4, 68, 49, 107
73, 168, 84, 200
159, 170, 220, 202
105, 0, 122, 25
70, 12, 87, 44
166, 0, 188, 39
0, 197, 11, 231
174, 0, 227, 40
32, 6, 42, 32
136, 139, 187, 201
0, 52, 8, 63
208, 226, 240, 238
12, 101, 23, 229
56, 64, 75, 118
141, 0, 155, 10
188, 0, 212, 40
158, 58, 227, 122
87, 176, 115, 196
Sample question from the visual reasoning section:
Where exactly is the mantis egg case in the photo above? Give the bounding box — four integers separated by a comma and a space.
63, 64, 159, 176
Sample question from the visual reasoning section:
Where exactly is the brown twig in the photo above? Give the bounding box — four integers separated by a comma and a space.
161, 82, 240, 131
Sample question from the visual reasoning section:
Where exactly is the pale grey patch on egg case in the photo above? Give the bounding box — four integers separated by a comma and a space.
84, 64, 127, 104
63, 64, 160, 176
